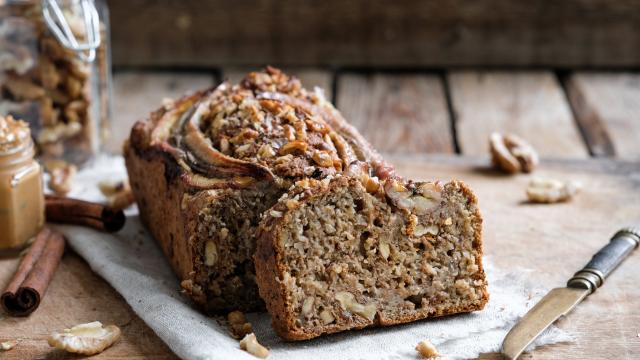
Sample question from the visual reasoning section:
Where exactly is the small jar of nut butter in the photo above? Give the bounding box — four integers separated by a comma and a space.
0, 115, 45, 253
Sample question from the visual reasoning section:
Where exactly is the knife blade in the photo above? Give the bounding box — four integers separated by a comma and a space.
501, 226, 640, 360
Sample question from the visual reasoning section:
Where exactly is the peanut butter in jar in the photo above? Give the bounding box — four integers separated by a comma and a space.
0, 115, 45, 252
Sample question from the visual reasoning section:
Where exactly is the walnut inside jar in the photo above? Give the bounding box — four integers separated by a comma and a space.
0, 2, 109, 164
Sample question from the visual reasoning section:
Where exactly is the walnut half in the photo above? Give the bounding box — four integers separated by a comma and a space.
490, 132, 539, 174
47, 321, 121, 356
239, 333, 269, 358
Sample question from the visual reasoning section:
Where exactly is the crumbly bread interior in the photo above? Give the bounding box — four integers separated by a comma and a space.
263, 177, 487, 339
191, 185, 283, 312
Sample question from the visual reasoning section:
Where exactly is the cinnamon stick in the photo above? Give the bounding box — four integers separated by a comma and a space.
1, 227, 65, 316
45, 195, 125, 232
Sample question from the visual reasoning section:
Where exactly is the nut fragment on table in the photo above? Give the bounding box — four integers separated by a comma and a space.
227, 310, 253, 339
47, 321, 121, 356
239, 333, 269, 358
415, 339, 440, 359
490, 132, 539, 174
526, 178, 580, 203
0, 340, 18, 351
46, 160, 77, 195
98, 180, 135, 210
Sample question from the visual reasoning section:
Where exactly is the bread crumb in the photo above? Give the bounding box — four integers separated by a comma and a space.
415, 339, 440, 359
240, 333, 269, 358
227, 311, 253, 339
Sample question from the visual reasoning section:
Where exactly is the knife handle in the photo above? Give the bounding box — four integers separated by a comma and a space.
567, 227, 639, 294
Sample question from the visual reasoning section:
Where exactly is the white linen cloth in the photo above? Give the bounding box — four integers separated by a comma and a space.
52, 155, 572, 359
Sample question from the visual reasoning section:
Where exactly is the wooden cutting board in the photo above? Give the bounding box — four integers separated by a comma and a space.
1, 155, 638, 359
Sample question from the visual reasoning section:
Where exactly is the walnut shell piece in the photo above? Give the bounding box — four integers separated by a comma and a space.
489, 132, 539, 174
47, 321, 121, 356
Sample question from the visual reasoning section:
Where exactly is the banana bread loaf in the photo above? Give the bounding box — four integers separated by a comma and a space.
124, 67, 488, 335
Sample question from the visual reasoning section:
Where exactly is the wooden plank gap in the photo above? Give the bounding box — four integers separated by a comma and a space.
442, 71, 461, 154
448, 71, 589, 159
565, 73, 640, 160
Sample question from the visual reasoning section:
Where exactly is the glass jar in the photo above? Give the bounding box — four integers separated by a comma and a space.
0, 115, 44, 252
0, 0, 111, 165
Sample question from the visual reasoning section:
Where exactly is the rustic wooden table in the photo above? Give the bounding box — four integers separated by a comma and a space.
1, 68, 639, 359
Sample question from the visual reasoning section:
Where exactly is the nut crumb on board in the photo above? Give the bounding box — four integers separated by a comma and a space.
415, 339, 440, 359
490, 132, 538, 174
227, 310, 253, 339
239, 333, 269, 358
1, 340, 18, 351
526, 178, 580, 203
47, 321, 121, 356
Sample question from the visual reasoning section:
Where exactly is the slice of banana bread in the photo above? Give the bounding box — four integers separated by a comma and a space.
125, 67, 488, 328
255, 176, 488, 340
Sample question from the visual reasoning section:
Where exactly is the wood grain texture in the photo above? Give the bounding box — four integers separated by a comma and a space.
336, 73, 454, 154
566, 73, 640, 159
0, 252, 178, 359
448, 71, 589, 158
107, 72, 216, 154
107, 0, 640, 67
223, 67, 333, 100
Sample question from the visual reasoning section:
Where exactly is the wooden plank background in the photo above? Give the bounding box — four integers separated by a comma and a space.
107, 0, 640, 68
106, 69, 640, 163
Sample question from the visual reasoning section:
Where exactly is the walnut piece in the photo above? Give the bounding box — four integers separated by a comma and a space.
47, 160, 77, 195
239, 333, 269, 358
384, 179, 441, 215
301, 297, 315, 315
415, 339, 440, 359
526, 178, 580, 203
490, 132, 539, 174
414, 224, 439, 237
319, 309, 335, 325
227, 311, 253, 339
0, 340, 18, 351
99, 180, 135, 210
204, 241, 218, 266
335, 291, 377, 321
47, 321, 121, 356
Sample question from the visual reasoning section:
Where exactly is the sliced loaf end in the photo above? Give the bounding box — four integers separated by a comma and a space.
255, 176, 488, 340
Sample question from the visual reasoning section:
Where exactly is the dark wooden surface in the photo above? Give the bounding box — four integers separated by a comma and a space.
108, 0, 640, 68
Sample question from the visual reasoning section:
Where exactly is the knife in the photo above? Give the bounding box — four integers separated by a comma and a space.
501, 226, 640, 359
